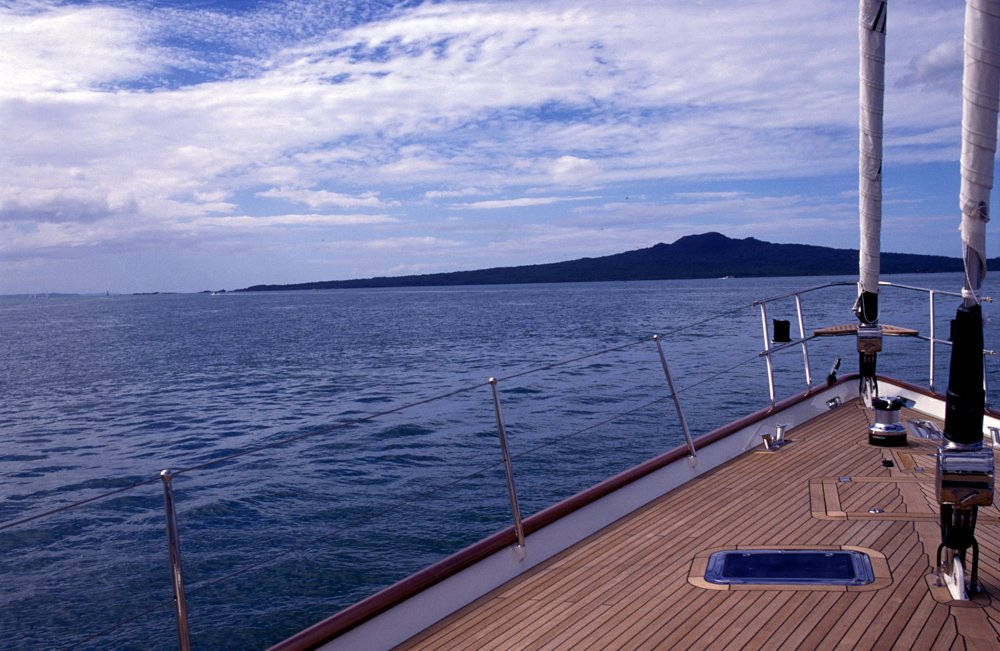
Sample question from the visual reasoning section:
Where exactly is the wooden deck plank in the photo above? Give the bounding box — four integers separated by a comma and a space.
702, 591, 786, 650
576, 562, 717, 650
769, 591, 849, 650
910, 604, 956, 651
839, 533, 926, 649
394, 399, 998, 651
732, 591, 828, 651
711, 591, 799, 650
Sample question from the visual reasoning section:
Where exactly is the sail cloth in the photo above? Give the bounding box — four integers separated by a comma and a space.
960, 0, 1000, 305
858, 0, 886, 316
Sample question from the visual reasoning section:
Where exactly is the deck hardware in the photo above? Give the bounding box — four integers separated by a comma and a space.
794, 295, 812, 388
757, 303, 777, 406
826, 396, 842, 409
936, 447, 994, 508
868, 507, 884, 514
910, 419, 943, 440
772, 319, 791, 343
775, 424, 787, 444
868, 396, 908, 447
838, 476, 852, 482
488, 378, 525, 549
704, 549, 874, 586
882, 459, 894, 468
826, 357, 841, 385
160, 470, 191, 651
989, 427, 1000, 448
929, 290, 937, 392
760, 433, 788, 452
754, 288, 824, 403
653, 335, 696, 458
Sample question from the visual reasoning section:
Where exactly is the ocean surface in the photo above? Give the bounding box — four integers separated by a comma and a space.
2, 274, 998, 650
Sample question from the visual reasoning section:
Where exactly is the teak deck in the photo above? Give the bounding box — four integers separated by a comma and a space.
397, 400, 1000, 650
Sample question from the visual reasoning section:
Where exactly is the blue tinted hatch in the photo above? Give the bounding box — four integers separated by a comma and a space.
705, 549, 875, 586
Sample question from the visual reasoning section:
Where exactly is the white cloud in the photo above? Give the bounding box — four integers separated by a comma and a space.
0, 186, 137, 223
188, 213, 399, 230
0, 3, 161, 93
456, 196, 596, 210
898, 40, 962, 92
424, 188, 487, 199
256, 187, 397, 209
353, 236, 464, 251
548, 156, 600, 184
0, 0, 972, 292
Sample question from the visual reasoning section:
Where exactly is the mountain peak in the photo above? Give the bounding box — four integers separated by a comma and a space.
670, 232, 740, 252
237, 233, 969, 292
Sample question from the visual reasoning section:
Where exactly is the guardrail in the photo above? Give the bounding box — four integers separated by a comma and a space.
0, 280, 984, 649
752, 281, 991, 406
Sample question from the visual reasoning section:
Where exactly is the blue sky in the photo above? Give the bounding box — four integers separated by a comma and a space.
0, 0, 985, 293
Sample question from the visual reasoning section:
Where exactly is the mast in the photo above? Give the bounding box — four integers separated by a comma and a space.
936, 0, 1000, 600
856, 0, 887, 403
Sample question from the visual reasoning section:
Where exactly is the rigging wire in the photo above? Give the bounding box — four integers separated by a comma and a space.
64, 601, 174, 650
8, 289, 843, 649
57, 390, 685, 649
0, 294, 785, 533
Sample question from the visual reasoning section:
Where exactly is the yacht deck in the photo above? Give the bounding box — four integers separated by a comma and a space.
397, 399, 1000, 650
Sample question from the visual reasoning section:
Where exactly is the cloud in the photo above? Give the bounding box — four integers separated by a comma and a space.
0, 187, 137, 223
350, 236, 464, 251
424, 188, 487, 199
897, 41, 962, 93
0, 3, 162, 93
188, 213, 399, 230
0, 0, 973, 291
548, 155, 600, 184
672, 191, 748, 201
256, 187, 398, 209
455, 195, 596, 210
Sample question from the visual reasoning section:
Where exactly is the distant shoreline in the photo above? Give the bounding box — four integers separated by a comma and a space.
236, 232, 981, 293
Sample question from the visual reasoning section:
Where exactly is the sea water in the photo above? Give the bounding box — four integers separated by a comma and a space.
1, 274, 997, 650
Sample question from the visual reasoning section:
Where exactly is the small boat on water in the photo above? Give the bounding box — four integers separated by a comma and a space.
264, 1, 1000, 649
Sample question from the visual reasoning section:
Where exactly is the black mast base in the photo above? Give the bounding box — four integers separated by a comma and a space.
868, 396, 906, 447
868, 431, 907, 447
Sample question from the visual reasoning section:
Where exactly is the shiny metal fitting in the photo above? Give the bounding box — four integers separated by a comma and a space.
936, 446, 995, 507
857, 324, 883, 354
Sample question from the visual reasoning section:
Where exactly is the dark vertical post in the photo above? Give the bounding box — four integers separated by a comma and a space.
488, 379, 525, 548
160, 470, 191, 651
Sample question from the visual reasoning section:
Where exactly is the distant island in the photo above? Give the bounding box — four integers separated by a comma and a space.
236, 232, 984, 292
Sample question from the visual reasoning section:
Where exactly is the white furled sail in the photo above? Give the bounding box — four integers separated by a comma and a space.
857, 0, 886, 320
959, 0, 1000, 305
935, 0, 1000, 601
855, 0, 887, 404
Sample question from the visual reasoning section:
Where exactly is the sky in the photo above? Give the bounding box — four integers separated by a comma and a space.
0, 0, 987, 293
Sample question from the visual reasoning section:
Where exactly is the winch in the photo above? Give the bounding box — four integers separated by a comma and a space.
868, 395, 907, 447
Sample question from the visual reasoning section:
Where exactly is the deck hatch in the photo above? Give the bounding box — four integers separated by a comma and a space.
704, 549, 875, 586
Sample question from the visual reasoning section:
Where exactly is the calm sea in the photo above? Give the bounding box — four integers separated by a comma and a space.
1, 274, 997, 650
